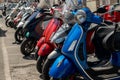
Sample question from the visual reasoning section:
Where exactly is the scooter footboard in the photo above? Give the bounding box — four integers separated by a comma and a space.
49, 55, 75, 78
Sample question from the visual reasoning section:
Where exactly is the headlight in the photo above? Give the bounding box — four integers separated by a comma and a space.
75, 10, 86, 24
63, 11, 75, 24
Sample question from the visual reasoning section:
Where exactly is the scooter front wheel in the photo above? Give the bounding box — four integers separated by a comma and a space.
5, 15, 9, 20
42, 58, 55, 80
5, 19, 10, 27
20, 38, 36, 56
8, 20, 15, 28
14, 27, 24, 43
36, 56, 47, 73
34, 47, 39, 60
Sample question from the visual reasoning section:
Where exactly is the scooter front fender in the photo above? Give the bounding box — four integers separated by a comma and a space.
36, 37, 45, 48
49, 55, 75, 78
6, 16, 11, 20
16, 22, 24, 28
38, 43, 54, 56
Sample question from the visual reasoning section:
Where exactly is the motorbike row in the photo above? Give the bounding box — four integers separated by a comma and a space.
4, 1, 120, 80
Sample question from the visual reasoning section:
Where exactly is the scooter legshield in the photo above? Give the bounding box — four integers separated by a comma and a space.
49, 55, 75, 78
37, 43, 54, 56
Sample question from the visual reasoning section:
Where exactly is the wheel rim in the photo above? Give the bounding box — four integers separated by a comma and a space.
24, 40, 36, 54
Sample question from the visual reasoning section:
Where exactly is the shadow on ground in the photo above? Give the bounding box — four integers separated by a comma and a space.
0, 28, 7, 37
23, 54, 36, 60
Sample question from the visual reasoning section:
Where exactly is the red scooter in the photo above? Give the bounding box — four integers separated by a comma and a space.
34, 7, 63, 73
102, 3, 120, 22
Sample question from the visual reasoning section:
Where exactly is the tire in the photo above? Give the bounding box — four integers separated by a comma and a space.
20, 38, 37, 56
5, 19, 10, 27
36, 56, 47, 73
42, 58, 55, 80
14, 27, 24, 43
34, 47, 39, 60
5, 15, 9, 20
8, 20, 15, 28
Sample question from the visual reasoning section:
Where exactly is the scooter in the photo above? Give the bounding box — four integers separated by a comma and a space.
20, 9, 53, 56
14, 11, 32, 43
42, 22, 73, 80
5, 1, 26, 27
101, 3, 120, 23
48, 5, 120, 80
41, 3, 120, 79
48, 7, 113, 80
41, 3, 120, 80
10, 7, 26, 29
35, 7, 63, 73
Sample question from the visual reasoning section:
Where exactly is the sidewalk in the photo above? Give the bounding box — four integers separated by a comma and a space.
87, 1, 97, 11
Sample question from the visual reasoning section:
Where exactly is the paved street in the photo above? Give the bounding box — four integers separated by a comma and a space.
0, 16, 40, 80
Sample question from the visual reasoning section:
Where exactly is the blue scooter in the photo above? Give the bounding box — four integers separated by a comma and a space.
48, 7, 120, 80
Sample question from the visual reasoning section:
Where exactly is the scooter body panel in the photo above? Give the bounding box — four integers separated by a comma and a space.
37, 16, 63, 56
50, 7, 103, 79
43, 18, 63, 42
23, 10, 45, 31
51, 23, 71, 43
62, 23, 89, 72
86, 27, 95, 54
23, 11, 39, 29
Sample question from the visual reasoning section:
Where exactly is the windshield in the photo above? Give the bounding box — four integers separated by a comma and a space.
62, 0, 84, 15
65, 0, 83, 10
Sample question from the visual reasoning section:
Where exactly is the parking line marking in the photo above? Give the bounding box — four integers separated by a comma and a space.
1, 37, 11, 80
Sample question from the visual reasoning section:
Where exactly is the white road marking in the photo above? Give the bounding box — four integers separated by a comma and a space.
1, 37, 11, 80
